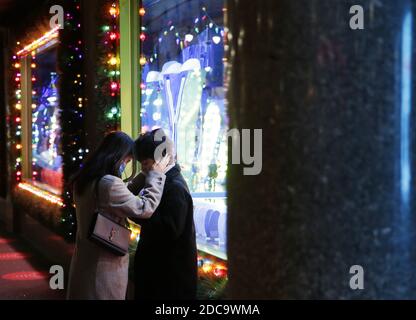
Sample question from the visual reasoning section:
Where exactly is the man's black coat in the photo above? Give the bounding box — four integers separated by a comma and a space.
130, 164, 198, 300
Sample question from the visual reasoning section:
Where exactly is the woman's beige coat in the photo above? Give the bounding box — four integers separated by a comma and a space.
66, 171, 165, 300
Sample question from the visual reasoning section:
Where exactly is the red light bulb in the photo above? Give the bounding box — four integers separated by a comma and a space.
110, 82, 118, 91
109, 32, 118, 41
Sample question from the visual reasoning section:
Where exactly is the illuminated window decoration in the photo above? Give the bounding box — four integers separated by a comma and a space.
16, 26, 60, 57
9, 0, 86, 241
98, 1, 121, 130
109, 6, 119, 17
18, 182, 64, 207
197, 255, 228, 279
108, 55, 119, 66
11, 52, 23, 183
139, 4, 224, 70
31, 48, 63, 194
14, 28, 63, 195
59, 0, 86, 240
139, 1, 228, 259
126, 221, 227, 278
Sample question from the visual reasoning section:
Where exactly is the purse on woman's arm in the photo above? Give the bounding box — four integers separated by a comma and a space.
89, 178, 131, 256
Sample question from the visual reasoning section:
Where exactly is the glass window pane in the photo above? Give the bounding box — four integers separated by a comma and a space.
31, 47, 63, 194
140, 0, 227, 258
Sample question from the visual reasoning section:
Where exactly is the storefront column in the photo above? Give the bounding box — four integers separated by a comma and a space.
227, 0, 416, 299
120, 0, 139, 139
20, 55, 32, 180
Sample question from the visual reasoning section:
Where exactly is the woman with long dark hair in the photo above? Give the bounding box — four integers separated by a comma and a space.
66, 131, 169, 300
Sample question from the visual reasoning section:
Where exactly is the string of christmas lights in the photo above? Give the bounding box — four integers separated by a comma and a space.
10, 0, 85, 240
16, 26, 60, 57
198, 254, 227, 279
11, 54, 22, 185
18, 182, 64, 207
59, 0, 86, 240
97, 1, 121, 130
127, 223, 227, 279
11, 23, 60, 187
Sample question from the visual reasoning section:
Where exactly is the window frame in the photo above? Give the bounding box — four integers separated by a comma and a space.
119, 0, 228, 260
19, 38, 60, 194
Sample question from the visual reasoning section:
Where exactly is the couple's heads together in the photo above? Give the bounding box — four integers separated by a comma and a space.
71, 129, 173, 194
98, 128, 174, 178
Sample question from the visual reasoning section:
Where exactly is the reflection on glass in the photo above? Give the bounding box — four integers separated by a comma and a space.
400, 10, 413, 208
140, 0, 227, 257
31, 47, 62, 194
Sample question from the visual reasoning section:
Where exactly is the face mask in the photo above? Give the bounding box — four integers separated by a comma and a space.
119, 162, 127, 176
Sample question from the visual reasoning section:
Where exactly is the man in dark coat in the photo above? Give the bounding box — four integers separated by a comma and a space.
129, 129, 198, 300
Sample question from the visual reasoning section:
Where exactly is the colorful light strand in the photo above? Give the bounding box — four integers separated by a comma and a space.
60, 0, 86, 239
18, 182, 64, 207
198, 255, 228, 278
16, 26, 60, 57
11, 53, 22, 183
127, 223, 227, 279
139, 5, 224, 72
10, 0, 85, 241
100, 1, 121, 125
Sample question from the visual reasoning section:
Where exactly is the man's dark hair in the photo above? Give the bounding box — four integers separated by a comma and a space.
134, 128, 173, 162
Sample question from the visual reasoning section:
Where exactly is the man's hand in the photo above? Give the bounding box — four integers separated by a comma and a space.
152, 154, 171, 173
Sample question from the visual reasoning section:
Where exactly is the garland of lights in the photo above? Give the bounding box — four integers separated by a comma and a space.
58, 0, 86, 240
10, 29, 64, 228
96, 1, 121, 132
10, 0, 85, 240
11, 28, 61, 187
11, 55, 23, 186
18, 182, 64, 207
9, 0, 121, 240
17, 27, 60, 56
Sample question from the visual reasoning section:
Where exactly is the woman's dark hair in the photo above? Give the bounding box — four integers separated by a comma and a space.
70, 131, 134, 195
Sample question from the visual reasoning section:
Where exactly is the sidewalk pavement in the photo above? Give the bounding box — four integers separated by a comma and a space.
0, 229, 65, 300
